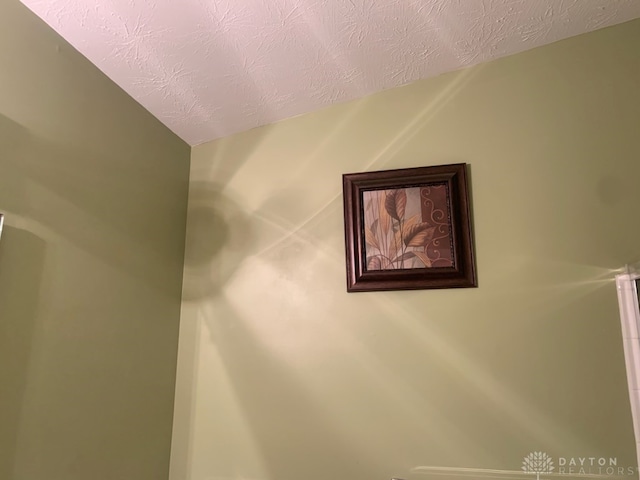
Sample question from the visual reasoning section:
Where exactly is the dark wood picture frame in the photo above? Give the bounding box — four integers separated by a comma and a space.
342, 163, 476, 292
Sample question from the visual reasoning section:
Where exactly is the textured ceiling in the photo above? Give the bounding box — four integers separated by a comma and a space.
20, 0, 640, 146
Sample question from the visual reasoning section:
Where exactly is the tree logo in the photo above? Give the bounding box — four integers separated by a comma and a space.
522, 452, 555, 480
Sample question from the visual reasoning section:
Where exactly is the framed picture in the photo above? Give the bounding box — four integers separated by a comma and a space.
342, 163, 476, 292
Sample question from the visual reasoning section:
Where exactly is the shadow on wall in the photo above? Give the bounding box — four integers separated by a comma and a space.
0, 226, 45, 479
181, 182, 255, 301
172, 119, 285, 479
181, 119, 281, 302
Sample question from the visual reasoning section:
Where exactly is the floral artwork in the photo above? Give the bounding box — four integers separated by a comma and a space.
362, 184, 454, 271
343, 163, 475, 292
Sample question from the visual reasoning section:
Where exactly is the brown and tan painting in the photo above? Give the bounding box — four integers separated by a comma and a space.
362, 184, 454, 271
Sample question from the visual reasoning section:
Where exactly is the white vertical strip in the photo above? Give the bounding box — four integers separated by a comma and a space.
616, 270, 640, 473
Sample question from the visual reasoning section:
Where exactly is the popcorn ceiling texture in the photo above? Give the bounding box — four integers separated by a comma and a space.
21, 0, 640, 145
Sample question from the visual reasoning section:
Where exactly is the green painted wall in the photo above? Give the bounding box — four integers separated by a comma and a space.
174, 19, 640, 480
0, 1, 191, 479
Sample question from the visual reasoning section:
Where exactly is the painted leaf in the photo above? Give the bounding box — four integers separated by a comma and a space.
365, 198, 373, 211
404, 223, 436, 247
401, 214, 420, 235
385, 189, 407, 221
390, 251, 416, 263
412, 250, 432, 268
378, 191, 391, 235
367, 256, 382, 270
370, 219, 379, 234
388, 229, 403, 260
365, 227, 381, 251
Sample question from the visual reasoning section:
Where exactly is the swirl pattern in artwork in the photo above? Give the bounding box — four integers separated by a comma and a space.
420, 184, 454, 268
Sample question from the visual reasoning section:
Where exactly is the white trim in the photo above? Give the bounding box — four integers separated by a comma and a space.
616, 266, 640, 472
